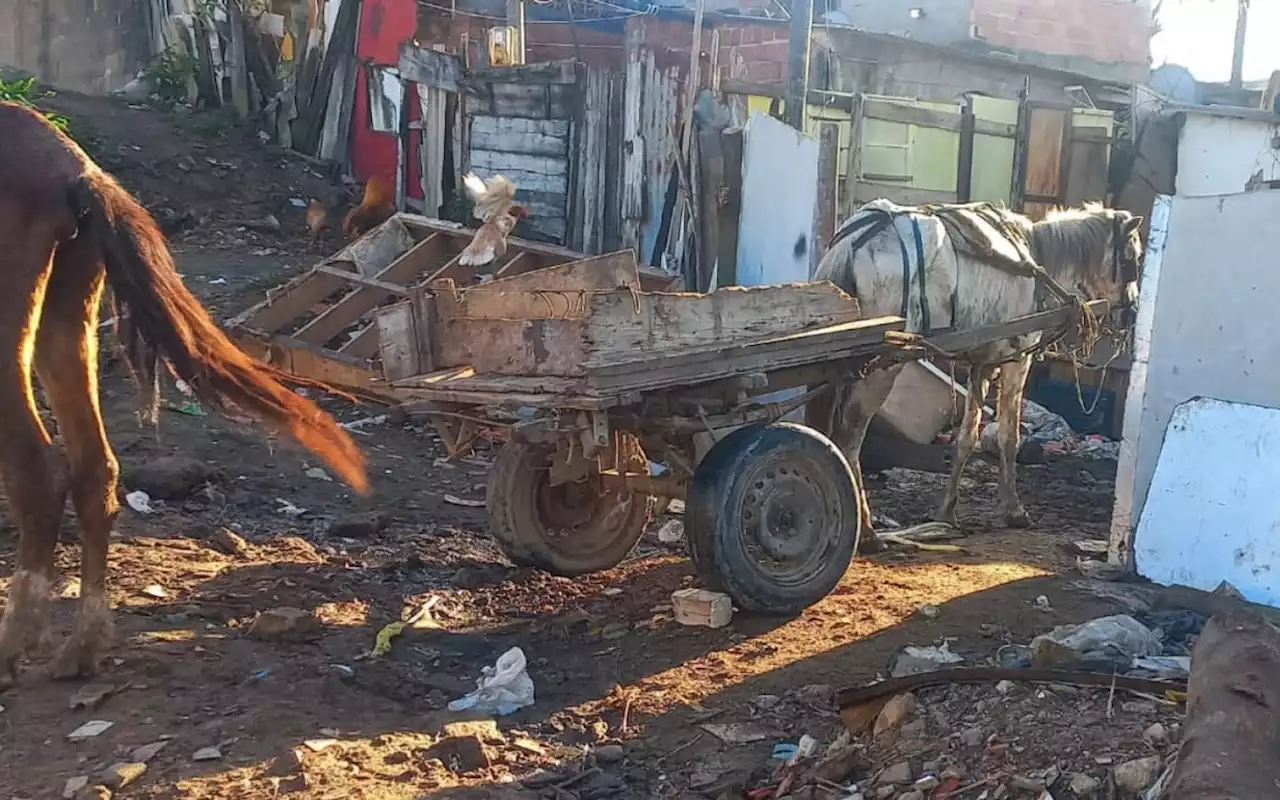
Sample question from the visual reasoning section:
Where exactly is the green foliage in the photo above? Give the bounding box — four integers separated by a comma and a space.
144, 48, 196, 107
0, 76, 70, 132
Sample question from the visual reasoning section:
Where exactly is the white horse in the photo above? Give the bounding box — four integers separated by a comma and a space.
810, 199, 1142, 548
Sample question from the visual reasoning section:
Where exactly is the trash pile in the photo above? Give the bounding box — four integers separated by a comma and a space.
980, 400, 1120, 461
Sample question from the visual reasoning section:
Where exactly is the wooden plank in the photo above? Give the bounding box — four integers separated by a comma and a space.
468, 151, 569, 196
418, 79, 447, 217
1064, 136, 1110, 207
717, 127, 743, 287
463, 251, 639, 296
397, 42, 465, 92
316, 265, 413, 296
295, 234, 457, 346
473, 83, 573, 119
229, 229, 422, 335
815, 122, 840, 262
956, 98, 976, 203
494, 251, 527, 278
573, 67, 609, 253
470, 58, 577, 85
469, 115, 570, 157
584, 316, 902, 392
904, 299, 1110, 356
375, 302, 420, 380
330, 216, 419, 278
1025, 105, 1070, 202
851, 183, 956, 206
695, 125, 724, 292
396, 77, 410, 211
230, 329, 389, 398
862, 98, 1016, 138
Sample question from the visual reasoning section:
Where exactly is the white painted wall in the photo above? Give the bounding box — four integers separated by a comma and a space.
1110, 190, 1280, 567
736, 112, 821, 286
1134, 397, 1280, 606
1175, 112, 1280, 197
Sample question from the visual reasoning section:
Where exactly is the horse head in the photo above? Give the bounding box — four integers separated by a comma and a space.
1030, 205, 1143, 310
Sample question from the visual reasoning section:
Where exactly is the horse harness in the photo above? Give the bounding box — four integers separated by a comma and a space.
827, 202, 1078, 337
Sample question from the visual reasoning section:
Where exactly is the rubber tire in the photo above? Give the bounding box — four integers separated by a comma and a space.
686, 422, 860, 616
486, 437, 653, 577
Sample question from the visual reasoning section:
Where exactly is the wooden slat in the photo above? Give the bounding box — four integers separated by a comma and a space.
316, 265, 413, 296
895, 299, 1111, 356
862, 98, 1016, 138
460, 251, 638, 297
230, 329, 391, 400
494, 251, 527, 278
376, 302, 420, 380
469, 115, 570, 157
584, 316, 903, 393
338, 251, 468, 360
397, 42, 465, 92
295, 233, 456, 346
851, 183, 956, 206
469, 58, 578, 85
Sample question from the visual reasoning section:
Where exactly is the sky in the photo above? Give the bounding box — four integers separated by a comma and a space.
1150, 0, 1280, 83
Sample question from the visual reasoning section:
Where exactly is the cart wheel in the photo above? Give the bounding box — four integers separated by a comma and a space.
487, 435, 653, 577
687, 422, 860, 615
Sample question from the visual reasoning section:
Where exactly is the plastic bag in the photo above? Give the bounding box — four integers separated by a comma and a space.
447, 646, 535, 716
1030, 615, 1161, 670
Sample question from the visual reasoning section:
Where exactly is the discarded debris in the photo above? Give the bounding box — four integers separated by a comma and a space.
890, 643, 964, 677
302, 738, 339, 752
192, 746, 223, 761
443, 493, 486, 508
447, 646, 536, 716
67, 720, 114, 741
142, 584, 168, 599
63, 777, 89, 799
1031, 615, 1161, 670
130, 741, 169, 763
371, 597, 440, 656
101, 762, 146, 791
275, 498, 307, 517
125, 491, 154, 514
69, 683, 116, 711
672, 588, 733, 628
304, 466, 332, 482
1114, 756, 1162, 794
208, 527, 251, 557
248, 607, 320, 641
700, 722, 771, 744
873, 692, 918, 738
657, 518, 685, 544
341, 414, 389, 432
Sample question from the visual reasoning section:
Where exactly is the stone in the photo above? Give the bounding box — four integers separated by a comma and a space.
891, 644, 964, 677
248, 607, 319, 641
69, 683, 116, 711
100, 762, 146, 791
671, 588, 733, 628
900, 719, 926, 739
1069, 773, 1102, 797
208, 527, 250, 556
441, 719, 505, 745
914, 775, 940, 791
995, 680, 1017, 696
426, 733, 491, 774
267, 749, 303, 777
1142, 722, 1168, 746
327, 512, 390, 539
67, 720, 114, 740
595, 744, 625, 764
1113, 756, 1162, 794
874, 693, 919, 738
125, 455, 217, 500
63, 777, 89, 799
130, 741, 169, 763
960, 727, 984, 747
192, 746, 223, 762
879, 761, 913, 785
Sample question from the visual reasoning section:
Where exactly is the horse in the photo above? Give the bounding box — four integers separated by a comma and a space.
0, 101, 368, 687
810, 198, 1142, 549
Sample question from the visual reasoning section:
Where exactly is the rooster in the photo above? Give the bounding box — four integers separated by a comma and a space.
458, 173, 528, 267
306, 198, 328, 249
343, 176, 396, 240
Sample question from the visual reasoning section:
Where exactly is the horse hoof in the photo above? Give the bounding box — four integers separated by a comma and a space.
51, 638, 102, 682
857, 532, 886, 555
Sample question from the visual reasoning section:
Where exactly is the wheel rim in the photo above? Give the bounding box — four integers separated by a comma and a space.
527, 442, 645, 561
739, 450, 844, 588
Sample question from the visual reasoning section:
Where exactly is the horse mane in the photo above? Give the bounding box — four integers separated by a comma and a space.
1028, 203, 1115, 275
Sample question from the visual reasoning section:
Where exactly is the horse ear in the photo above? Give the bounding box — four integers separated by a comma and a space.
1122, 215, 1144, 237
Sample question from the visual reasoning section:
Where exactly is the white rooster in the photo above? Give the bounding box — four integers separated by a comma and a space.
458, 173, 528, 266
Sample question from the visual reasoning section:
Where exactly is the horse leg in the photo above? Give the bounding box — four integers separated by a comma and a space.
0, 231, 65, 688
995, 355, 1033, 528
935, 365, 993, 528
829, 367, 901, 553
35, 242, 118, 680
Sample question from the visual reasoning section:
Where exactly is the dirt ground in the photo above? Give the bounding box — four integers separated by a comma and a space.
0, 94, 1184, 800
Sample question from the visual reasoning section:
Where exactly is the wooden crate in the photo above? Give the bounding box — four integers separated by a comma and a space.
225, 214, 672, 398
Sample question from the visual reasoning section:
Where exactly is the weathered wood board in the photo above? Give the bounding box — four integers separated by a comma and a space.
433, 281, 863, 377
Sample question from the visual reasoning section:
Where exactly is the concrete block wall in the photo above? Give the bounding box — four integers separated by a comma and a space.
971, 0, 1151, 66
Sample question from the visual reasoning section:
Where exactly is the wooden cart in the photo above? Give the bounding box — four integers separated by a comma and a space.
228, 215, 1105, 614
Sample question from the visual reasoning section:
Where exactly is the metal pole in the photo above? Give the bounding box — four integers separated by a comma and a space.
784, 0, 813, 130
507, 0, 526, 65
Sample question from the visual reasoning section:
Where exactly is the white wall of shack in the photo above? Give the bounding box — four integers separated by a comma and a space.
1175, 113, 1280, 197
1134, 397, 1280, 606
1111, 190, 1280, 580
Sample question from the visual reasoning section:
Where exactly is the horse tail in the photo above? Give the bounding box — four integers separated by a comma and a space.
70, 171, 369, 494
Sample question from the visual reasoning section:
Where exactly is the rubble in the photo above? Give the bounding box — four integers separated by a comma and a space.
672, 588, 734, 628
1114, 756, 1162, 794
248, 607, 320, 641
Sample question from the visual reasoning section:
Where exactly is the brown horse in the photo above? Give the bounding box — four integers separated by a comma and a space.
0, 102, 368, 687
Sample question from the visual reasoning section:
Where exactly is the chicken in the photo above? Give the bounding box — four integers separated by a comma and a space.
458, 173, 529, 267
306, 198, 328, 248
343, 176, 396, 240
